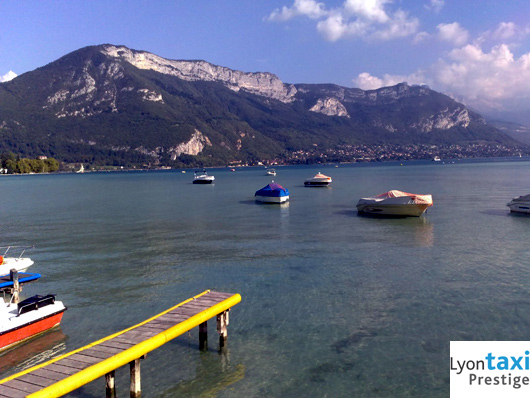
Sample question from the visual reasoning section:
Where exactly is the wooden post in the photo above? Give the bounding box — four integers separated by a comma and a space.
10, 269, 19, 304
216, 310, 229, 347
130, 357, 143, 398
105, 370, 116, 398
199, 320, 208, 351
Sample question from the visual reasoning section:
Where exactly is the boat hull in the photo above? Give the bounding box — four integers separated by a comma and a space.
0, 304, 66, 351
356, 203, 430, 217
0, 258, 34, 275
255, 195, 289, 204
507, 202, 530, 214
304, 181, 331, 186
193, 179, 214, 184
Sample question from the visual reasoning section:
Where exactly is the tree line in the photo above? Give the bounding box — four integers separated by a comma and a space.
0, 153, 60, 174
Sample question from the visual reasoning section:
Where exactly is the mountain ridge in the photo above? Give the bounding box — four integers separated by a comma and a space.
0, 44, 524, 168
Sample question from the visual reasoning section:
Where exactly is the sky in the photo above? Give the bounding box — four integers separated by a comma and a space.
2, 0, 530, 112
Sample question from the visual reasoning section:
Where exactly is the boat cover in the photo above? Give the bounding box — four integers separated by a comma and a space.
373, 190, 433, 205
511, 194, 530, 202
255, 183, 289, 197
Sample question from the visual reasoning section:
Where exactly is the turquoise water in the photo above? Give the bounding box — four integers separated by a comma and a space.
1, 159, 530, 397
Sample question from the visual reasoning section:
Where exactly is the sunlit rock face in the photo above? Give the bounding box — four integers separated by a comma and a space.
169, 129, 212, 159
102, 45, 297, 103
310, 97, 350, 118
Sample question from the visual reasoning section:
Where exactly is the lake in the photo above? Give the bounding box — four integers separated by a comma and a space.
1, 158, 530, 397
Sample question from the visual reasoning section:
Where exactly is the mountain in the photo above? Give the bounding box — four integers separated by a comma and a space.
0, 44, 524, 168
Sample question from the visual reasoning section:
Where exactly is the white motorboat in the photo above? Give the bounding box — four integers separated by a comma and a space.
304, 172, 332, 186
356, 190, 433, 217
266, 169, 276, 176
193, 170, 215, 184
507, 194, 530, 214
0, 246, 34, 276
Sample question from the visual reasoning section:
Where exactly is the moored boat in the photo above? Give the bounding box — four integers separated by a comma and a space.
266, 169, 276, 176
507, 194, 530, 214
255, 182, 289, 204
0, 294, 67, 351
304, 172, 332, 186
0, 246, 35, 276
193, 170, 215, 184
356, 190, 433, 217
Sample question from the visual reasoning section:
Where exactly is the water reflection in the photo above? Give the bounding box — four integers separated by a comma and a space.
0, 327, 67, 375
159, 348, 245, 398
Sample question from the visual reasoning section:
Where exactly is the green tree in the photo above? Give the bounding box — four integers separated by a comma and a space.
44, 158, 59, 172
5, 159, 16, 174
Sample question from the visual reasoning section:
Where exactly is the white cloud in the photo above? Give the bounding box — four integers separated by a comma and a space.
478, 21, 529, 44
0, 71, 17, 82
343, 0, 390, 23
354, 42, 530, 110
437, 22, 469, 46
267, 0, 419, 42
492, 22, 517, 40
266, 0, 327, 21
354, 70, 425, 90
425, 0, 444, 13
413, 31, 430, 44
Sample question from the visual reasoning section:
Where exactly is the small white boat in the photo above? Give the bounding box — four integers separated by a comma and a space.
266, 169, 276, 176
356, 190, 433, 217
507, 194, 530, 214
193, 170, 215, 184
0, 246, 34, 276
432, 156, 441, 162
255, 182, 289, 204
304, 172, 332, 187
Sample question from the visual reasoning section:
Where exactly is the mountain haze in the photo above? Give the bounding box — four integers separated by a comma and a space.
0, 44, 523, 168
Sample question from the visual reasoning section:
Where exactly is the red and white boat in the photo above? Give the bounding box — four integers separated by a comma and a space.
0, 294, 67, 351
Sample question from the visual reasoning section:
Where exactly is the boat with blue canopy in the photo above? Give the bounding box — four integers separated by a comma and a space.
255, 182, 289, 204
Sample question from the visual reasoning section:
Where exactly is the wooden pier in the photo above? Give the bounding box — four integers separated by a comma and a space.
0, 290, 241, 398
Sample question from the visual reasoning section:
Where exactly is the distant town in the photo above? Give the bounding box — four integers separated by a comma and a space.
281, 143, 526, 165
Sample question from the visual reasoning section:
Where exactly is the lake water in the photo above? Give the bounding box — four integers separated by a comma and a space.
1, 159, 530, 397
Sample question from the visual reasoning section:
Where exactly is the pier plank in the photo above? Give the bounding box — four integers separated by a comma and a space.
16, 374, 55, 388
1, 379, 40, 394
0, 385, 27, 398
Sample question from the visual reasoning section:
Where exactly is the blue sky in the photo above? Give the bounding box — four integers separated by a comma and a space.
2, 1, 530, 111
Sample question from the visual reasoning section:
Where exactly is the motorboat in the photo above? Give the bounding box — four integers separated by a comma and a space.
255, 182, 289, 204
266, 169, 276, 176
0, 271, 66, 351
193, 170, 215, 184
507, 194, 530, 214
0, 294, 67, 351
356, 190, 433, 217
0, 246, 35, 276
304, 172, 332, 186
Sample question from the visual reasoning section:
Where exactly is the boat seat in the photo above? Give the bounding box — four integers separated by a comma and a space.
17, 294, 56, 315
